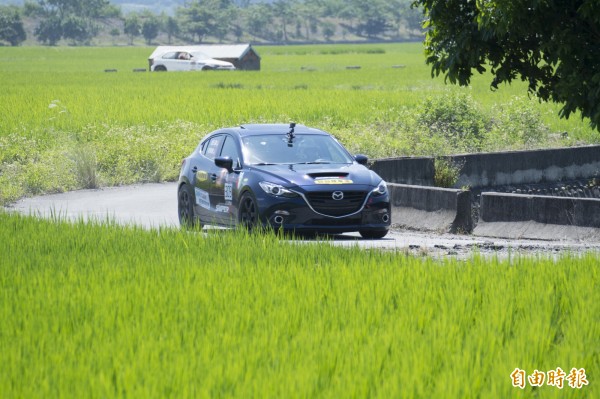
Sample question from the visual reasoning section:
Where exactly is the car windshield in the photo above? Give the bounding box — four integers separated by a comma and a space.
241, 134, 354, 165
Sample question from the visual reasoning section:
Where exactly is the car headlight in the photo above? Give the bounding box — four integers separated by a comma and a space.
371, 181, 388, 196
259, 181, 298, 197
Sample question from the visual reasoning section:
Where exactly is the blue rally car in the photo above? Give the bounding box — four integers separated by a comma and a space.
177, 123, 391, 238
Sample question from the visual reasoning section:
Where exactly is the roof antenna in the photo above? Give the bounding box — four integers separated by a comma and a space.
287, 122, 296, 146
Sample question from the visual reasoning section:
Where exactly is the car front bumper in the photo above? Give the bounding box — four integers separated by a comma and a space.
257, 192, 391, 233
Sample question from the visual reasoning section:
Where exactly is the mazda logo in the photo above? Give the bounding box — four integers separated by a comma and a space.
332, 191, 344, 200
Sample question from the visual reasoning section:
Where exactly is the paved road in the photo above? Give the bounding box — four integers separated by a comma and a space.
7, 182, 599, 258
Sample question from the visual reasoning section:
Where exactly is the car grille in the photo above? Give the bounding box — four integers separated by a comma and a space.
305, 191, 367, 217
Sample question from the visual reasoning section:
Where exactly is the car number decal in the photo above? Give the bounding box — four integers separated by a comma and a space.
215, 204, 229, 213
194, 188, 210, 209
196, 170, 208, 182
224, 183, 233, 201
314, 178, 353, 185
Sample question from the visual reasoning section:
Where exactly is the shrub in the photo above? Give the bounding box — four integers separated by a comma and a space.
434, 157, 464, 188
417, 91, 488, 153
485, 96, 550, 151
70, 145, 98, 189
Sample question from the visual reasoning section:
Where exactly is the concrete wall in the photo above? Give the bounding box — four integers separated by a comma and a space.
475, 192, 600, 240
478, 192, 600, 227
372, 145, 600, 188
450, 145, 600, 188
370, 157, 435, 186
389, 184, 472, 233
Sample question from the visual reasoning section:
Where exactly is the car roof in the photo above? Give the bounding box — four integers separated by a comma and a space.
224, 124, 330, 137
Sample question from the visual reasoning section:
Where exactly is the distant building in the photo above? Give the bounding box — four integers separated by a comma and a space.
148, 44, 261, 71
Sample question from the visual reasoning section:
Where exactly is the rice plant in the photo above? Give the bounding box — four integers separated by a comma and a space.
0, 212, 598, 398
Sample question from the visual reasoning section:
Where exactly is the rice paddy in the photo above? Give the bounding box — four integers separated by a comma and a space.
0, 213, 598, 398
1, 43, 599, 205
1, 43, 598, 398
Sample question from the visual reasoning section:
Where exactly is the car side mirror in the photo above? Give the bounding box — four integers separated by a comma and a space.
215, 156, 233, 173
355, 154, 368, 165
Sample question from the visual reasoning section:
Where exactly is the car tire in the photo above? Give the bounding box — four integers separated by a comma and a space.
154, 65, 167, 72
359, 229, 389, 239
178, 184, 198, 228
239, 191, 259, 231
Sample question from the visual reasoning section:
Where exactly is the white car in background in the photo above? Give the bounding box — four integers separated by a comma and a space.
150, 50, 236, 72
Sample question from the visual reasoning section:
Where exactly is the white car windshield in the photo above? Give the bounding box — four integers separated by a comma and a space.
242, 134, 354, 165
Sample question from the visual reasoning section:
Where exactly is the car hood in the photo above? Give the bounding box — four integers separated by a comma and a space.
250, 163, 382, 188
201, 58, 234, 68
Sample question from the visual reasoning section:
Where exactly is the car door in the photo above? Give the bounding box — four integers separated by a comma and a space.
158, 52, 180, 71
190, 134, 224, 223
161, 52, 193, 71
210, 134, 242, 225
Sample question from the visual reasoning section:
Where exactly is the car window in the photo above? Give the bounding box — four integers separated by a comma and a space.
241, 134, 354, 165
198, 140, 208, 155
161, 52, 178, 59
176, 52, 191, 60
220, 135, 241, 165
203, 135, 224, 160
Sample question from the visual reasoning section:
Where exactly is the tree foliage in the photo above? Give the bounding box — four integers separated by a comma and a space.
243, 2, 274, 41
15, 0, 423, 45
176, 0, 234, 43
412, 0, 600, 130
0, 6, 26, 46
123, 15, 140, 45
164, 16, 179, 45
30, 0, 118, 45
142, 16, 160, 45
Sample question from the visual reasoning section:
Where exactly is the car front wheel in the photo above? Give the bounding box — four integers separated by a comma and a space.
239, 192, 259, 231
359, 229, 389, 239
178, 184, 198, 228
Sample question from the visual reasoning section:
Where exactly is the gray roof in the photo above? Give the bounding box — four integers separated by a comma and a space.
149, 44, 259, 60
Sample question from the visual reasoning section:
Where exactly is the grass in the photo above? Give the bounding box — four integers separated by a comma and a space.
1, 43, 599, 205
0, 43, 597, 134
0, 211, 598, 398
1, 43, 598, 399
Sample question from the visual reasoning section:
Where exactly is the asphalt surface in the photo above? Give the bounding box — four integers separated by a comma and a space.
6, 182, 600, 259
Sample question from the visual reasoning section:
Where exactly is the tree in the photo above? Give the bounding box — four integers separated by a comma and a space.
142, 16, 160, 45
109, 27, 120, 45
176, 0, 234, 43
0, 6, 26, 46
353, 0, 391, 38
244, 3, 274, 41
412, 0, 600, 130
164, 16, 179, 44
62, 15, 97, 45
321, 21, 336, 41
295, 0, 322, 40
233, 24, 243, 42
123, 16, 141, 45
387, 0, 422, 38
34, 15, 63, 45
31, 0, 117, 45
273, 0, 296, 42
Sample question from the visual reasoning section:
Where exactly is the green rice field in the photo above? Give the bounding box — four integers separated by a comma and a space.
1, 43, 599, 398
1, 43, 599, 204
0, 44, 596, 135
0, 212, 598, 398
